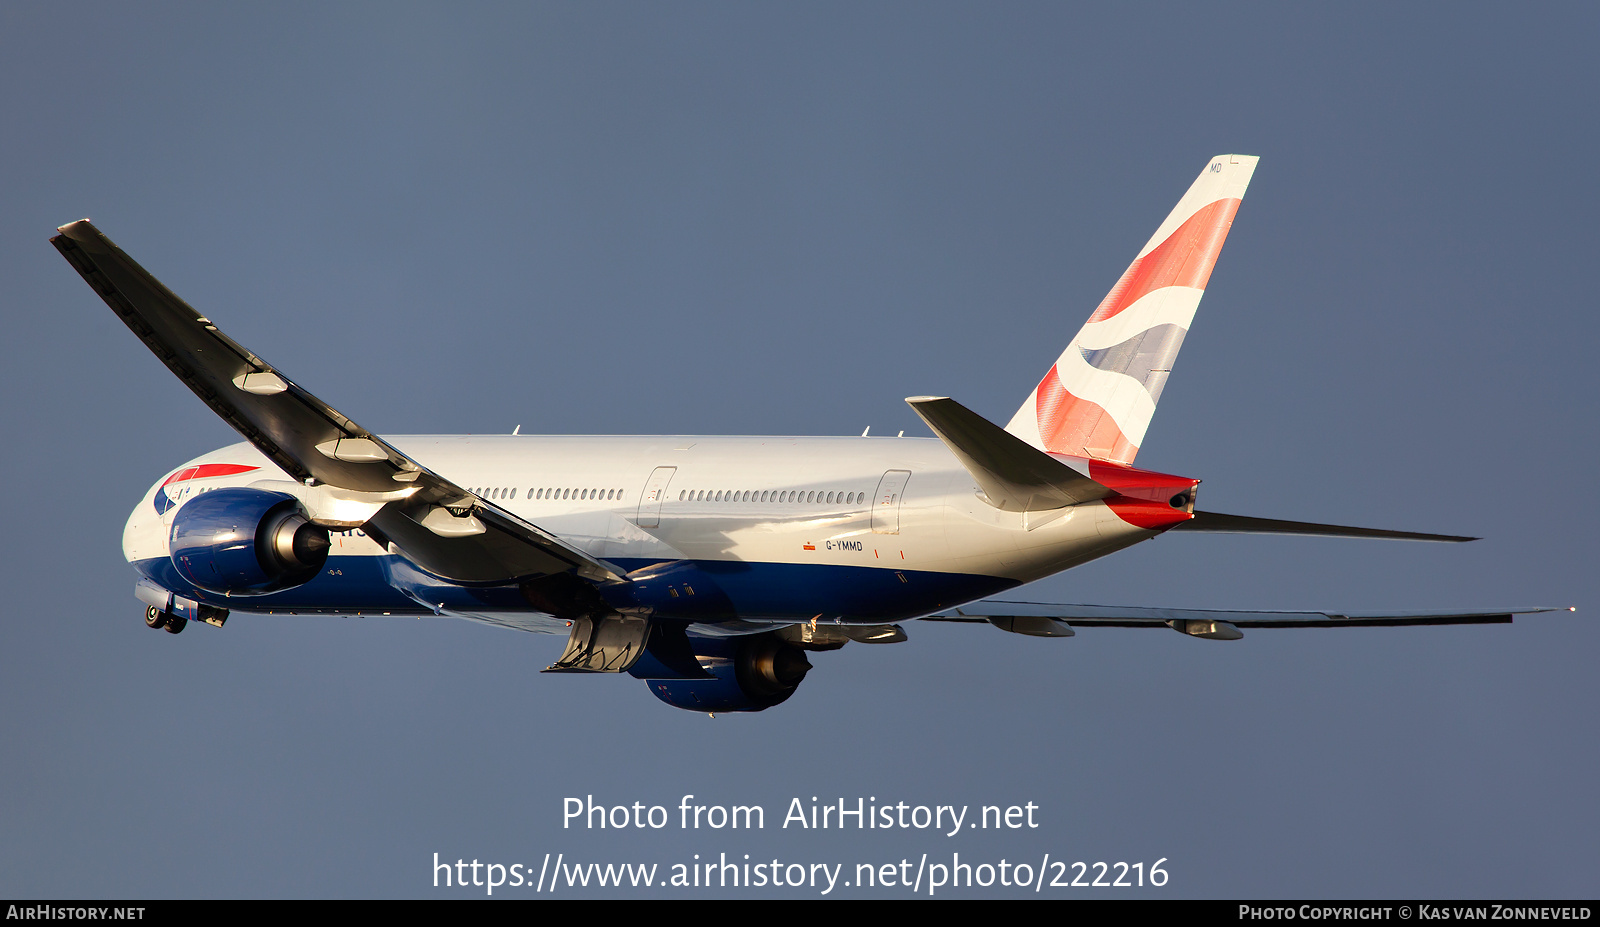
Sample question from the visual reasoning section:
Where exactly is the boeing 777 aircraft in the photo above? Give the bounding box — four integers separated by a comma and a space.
55, 155, 1558, 712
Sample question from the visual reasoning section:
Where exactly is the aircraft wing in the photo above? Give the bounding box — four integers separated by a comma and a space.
924, 599, 1570, 632
52, 220, 624, 584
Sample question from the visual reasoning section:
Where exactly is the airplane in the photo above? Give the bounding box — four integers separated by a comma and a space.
53, 154, 1564, 713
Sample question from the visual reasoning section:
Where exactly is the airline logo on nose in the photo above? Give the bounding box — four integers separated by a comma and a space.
152, 463, 260, 514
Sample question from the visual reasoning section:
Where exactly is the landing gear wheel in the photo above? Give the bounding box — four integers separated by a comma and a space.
144, 605, 169, 630
163, 616, 187, 634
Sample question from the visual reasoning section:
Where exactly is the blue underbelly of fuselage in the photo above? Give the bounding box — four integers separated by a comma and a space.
132, 555, 1017, 623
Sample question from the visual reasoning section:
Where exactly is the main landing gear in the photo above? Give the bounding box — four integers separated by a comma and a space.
144, 605, 186, 634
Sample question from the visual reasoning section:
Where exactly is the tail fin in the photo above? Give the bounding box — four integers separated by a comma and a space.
1005, 155, 1259, 465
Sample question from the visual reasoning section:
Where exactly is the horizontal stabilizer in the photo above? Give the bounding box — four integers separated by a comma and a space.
1171, 511, 1476, 542
925, 600, 1570, 629
906, 396, 1111, 512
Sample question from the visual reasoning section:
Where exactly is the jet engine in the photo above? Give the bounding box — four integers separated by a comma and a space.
641, 632, 812, 713
168, 488, 330, 595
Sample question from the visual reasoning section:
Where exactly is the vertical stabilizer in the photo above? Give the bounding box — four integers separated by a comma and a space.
1005, 155, 1258, 465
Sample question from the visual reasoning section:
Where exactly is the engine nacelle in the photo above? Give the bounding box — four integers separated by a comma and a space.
169, 488, 330, 595
641, 632, 812, 713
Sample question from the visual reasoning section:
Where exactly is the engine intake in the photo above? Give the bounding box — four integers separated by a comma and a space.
169, 488, 330, 595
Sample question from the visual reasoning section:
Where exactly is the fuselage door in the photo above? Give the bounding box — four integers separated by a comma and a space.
871, 469, 912, 535
636, 466, 677, 528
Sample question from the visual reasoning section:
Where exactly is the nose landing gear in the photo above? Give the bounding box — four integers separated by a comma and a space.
143, 605, 186, 634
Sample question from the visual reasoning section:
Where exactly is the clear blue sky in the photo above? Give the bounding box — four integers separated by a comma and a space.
2, 2, 1594, 898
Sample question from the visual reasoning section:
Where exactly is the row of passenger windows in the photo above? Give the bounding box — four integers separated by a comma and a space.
472, 486, 624, 502
469, 485, 869, 507
679, 489, 867, 505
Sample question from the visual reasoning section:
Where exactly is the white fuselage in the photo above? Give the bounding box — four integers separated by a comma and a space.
127, 435, 1161, 630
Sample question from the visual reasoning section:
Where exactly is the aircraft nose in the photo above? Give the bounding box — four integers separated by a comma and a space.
123, 482, 169, 564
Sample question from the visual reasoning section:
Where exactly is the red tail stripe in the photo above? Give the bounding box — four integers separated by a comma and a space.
1086, 197, 1241, 324
1084, 462, 1199, 529
1034, 367, 1138, 464
1086, 461, 1198, 496
1102, 498, 1193, 531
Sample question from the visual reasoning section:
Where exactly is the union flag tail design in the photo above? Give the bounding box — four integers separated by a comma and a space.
1005, 155, 1258, 465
